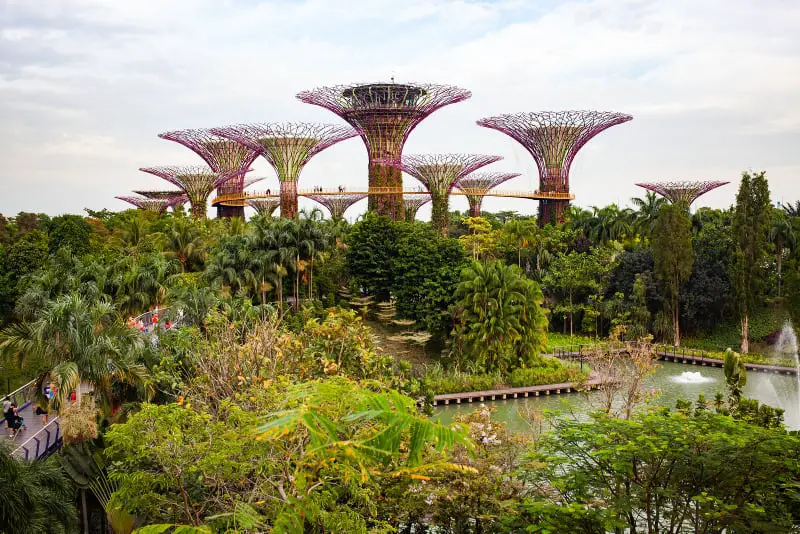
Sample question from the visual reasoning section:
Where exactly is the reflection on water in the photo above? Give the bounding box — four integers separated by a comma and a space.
435, 361, 800, 431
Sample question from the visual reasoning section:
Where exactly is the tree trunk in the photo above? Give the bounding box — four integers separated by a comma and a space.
308, 258, 313, 301
81, 488, 89, 534
673, 302, 680, 347
777, 241, 783, 297
277, 277, 283, 314
741, 313, 749, 353
569, 288, 574, 338
295, 254, 300, 309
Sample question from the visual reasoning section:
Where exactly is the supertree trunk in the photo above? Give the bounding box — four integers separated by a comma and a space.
368, 161, 403, 219
467, 197, 481, 218
430, 190, 450, 236
190, 201, 207, 220
280, 181, 298, 219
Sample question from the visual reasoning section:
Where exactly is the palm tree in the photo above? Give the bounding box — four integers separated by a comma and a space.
782, 200, 800, 217
589, 205, 632, 245
769, 213, 797, 296
630, 191, 666, 240
160, 218, 206, 272
503, 219, 537, 267
0, 444, 77, 533
0, 293, 149, 411
565, 206, 592, 237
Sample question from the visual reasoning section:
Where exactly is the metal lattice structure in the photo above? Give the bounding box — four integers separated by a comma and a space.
212, 123, 357, 219
455, 172, 521, 217
635, 181, 730, 206
381, 154, 501, 234
139, 165, 233, 219
247, 198, 280, 217
132, 190, 188, 210
242, 176, 265, 189
307, 194, 367, 221
477, 111, 632, 226
158, 129, 261, 218
403, 195, 432, 222
115, 195, 174, 214
297, 82, 471, 220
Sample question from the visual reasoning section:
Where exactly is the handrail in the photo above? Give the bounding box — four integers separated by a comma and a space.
12, 418, 61, 461
3, 379, 37, 411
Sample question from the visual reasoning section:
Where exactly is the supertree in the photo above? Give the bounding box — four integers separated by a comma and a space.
307, 194, 368, 221
132, 190, 189, 210
115, 195, 174, 214
635, 181, 729, 206
158, 129, 261, 218
212, 123, 357, 219
455, 171, 521, 217
297, 82, 471, 220
381, 154, 502, 234
403, 195, 432, 222
477, 111, 632, 226
247, 199, 280, 217
139, 165, 233, 219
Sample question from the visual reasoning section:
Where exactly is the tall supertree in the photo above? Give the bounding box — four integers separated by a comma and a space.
381, 154, 501, 234
403, 195, 432, 222
115, 195, 174, 214
455, 171, 521, 217
635, 181, 729, 206
297, 82, 471, 220
158, 129, 260, 219
477, 111, 632, 226
212, 123, 357, 219
307, 194, 368, 221
139, 165, 232, 219
247, 199, 280, 217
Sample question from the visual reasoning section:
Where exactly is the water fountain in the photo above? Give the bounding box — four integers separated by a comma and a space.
670, 371, 715, 384
774, 321, 799, 416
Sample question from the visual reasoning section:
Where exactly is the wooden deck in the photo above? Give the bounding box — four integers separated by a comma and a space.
433, 378, 604, 406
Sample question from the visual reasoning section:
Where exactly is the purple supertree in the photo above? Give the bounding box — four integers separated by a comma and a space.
297, 82, 471, 220
307, 193, 368, 221
635, 181, 730, 206
115, 195, 174, 214
139, 165, 233, 219
132, 190, 189, 210
212, 123, 357, 219
158, 129, 260, 219
381, 154, 502, 234
247, 199, 280, 217
455, 171, 521, 217
403, 195, 431, 222
477, 111, 632, 226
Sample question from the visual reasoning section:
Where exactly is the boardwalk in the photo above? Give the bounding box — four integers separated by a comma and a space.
433, 378, 604, 406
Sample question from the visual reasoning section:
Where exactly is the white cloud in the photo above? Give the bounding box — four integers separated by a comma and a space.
0, 0, 798, 216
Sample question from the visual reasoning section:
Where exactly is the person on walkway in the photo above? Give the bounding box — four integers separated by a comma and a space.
2, 396, 10, 415
35, 403, 49, 424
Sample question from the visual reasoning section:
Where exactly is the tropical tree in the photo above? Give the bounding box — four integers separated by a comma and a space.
731, 171, 772, 352
502, 218, 537, 267
630, 190, 666, 241
0, 293, 149, 411
542, 250, 607, 338
782, 200, 800, 217
0, 444, 77, 534
652, 202, 694, 346
450, 260, 548, 373
769, 210, 796, 296
160, 218, 206, 272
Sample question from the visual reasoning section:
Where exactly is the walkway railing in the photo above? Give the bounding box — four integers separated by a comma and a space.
12, 418, 61, 461
4, 379, 37, 411
130, 307, 184, 334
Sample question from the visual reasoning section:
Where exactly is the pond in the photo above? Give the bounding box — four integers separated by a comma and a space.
435, 361, 800, 431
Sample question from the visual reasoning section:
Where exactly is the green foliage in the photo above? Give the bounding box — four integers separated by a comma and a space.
652, 202, 693, 345
732, 170, 772, 352
345, 212, 403, 301
509, 359, 587, 388
0, 443, 77, 534
47, 214, 93, 256
723, 347, 747, 400
513, 410, 800, 533
451, 261, 548, 373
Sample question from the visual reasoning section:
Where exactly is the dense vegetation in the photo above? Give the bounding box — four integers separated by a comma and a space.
0, 171, 799, 532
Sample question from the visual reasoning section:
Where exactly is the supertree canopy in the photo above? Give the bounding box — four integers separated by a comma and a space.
132, 190, 188, 210
635, 181, 729, 206
382, 154, 501, 234
477, 111, 632, 226
115, 195, 174, 214
307, 194, 368, 221
455, 171, 521, 217
158, 129, 260, 219
403, 195, 431, 223
297, 82, 471, 220
140, 165, 233, 219
247, 198, 280, 217
212, 123, 357, 219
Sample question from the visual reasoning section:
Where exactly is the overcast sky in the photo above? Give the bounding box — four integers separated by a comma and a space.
2, 0, 799, 220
